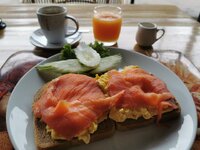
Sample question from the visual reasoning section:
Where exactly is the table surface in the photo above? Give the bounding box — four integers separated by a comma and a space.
0, 4, 200, 149
0, 4, 200, 69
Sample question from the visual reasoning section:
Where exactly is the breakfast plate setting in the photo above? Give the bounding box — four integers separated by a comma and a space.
6, 46, 197, 150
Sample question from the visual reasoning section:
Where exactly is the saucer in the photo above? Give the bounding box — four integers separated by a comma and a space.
30, 26, 82, 49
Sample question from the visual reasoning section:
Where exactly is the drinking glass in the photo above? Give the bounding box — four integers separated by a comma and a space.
93, 6, 122, 46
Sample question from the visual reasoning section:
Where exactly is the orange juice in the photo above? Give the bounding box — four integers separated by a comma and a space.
93, 6, 122, 46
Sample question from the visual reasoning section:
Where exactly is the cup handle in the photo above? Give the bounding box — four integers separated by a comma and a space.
65, 15, 79, 37
156, 28, 165, 41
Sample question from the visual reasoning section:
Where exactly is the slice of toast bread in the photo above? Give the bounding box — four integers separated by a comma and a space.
115, 99, 181, 131
33, 83, 116, 150
34, 117, 115, 150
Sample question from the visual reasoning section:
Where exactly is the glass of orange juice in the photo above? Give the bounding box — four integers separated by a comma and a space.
93, 6, 122, 46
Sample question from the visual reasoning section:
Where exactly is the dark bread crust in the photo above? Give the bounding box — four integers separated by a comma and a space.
116, 99, 181, 130
33, 83, 116, 150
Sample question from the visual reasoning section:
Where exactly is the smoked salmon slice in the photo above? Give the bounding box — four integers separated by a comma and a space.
41, 92, 123, 140
106, 67, 177, 120
33, 74, 123, 140
33, 74, 106, 118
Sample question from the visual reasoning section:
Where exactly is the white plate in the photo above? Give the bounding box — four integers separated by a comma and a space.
30, 26, 82, 49
6, 48, 197, 150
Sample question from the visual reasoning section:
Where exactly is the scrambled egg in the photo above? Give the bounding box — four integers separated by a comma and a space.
96, 73, 109, 92
77, 122, 97, 144
46, 122, 98, 144
109, 107, 156, 122
121, 65, 139, 73
46, 114, 107, 144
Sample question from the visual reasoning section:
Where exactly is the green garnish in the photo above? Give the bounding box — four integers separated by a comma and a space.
61, 41, 111, 60
60, 44, 76, 60
89, 41, 111, 58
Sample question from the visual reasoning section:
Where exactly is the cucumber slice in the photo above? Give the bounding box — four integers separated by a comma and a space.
74, 42, 101, 68
36, 59, 93, 81
90, 55, 122, 74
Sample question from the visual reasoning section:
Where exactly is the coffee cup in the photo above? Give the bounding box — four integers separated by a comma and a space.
37, 6, 79, 44
136, 22, 165, 47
